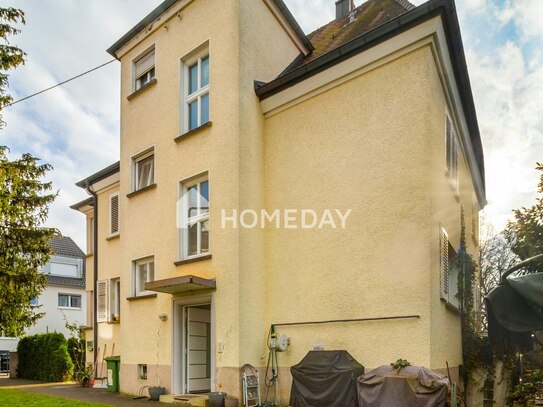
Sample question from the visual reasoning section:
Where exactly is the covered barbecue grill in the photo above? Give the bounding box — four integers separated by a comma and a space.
357, 365, 449, 407
289, 350, 364, 407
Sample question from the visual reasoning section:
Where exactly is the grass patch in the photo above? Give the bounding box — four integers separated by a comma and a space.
0, 388, 112, 406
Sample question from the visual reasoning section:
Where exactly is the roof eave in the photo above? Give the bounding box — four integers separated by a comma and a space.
75, 161, 120, 189
107, 0, 314, 59
106, 0, 179, 58
70, 197, 94, 211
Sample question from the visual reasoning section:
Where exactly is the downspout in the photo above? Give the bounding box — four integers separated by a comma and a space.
85, 181, 99, 370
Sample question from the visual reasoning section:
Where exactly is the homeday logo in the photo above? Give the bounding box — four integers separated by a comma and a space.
177, 188, 352, 230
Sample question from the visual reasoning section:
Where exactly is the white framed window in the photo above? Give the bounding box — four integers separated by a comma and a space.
180, 175, 209, 259
132, 149, 155, 191
182, 45, 209, 132
446, 116, 459, 193
133, 257, 155, 297
96, 279, 120, 323
58, 293, 82, 309
134, 47, 155, 91
109, 193, 120, 236
110, 278, 121, 322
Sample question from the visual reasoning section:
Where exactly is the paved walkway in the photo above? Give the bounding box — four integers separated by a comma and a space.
0, 377, 158, 406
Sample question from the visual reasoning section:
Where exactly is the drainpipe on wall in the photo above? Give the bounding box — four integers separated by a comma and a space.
85, 181, 99, 371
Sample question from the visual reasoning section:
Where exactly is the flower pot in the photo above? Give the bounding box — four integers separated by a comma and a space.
148, 386, 166, 401
208, 392, 226, 407
225, 396, 239, 407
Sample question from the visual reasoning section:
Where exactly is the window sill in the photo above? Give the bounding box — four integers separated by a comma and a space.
106, 234, 120, 241
127, 78, 157, 100
58, 307, 81, 310
174, 254, 212, 266
442, 299, 461, 315
107, 320, 120, 325
85, 253, 93, 258
127, 183, 157, 198
174, 121, 212, 143
126, 293, 157, 301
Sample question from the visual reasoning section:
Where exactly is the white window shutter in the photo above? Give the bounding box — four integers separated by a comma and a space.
135, 49, 155, 78
440, 227, 449, 300
97, 280, 109, 323
110, 194, 119, 235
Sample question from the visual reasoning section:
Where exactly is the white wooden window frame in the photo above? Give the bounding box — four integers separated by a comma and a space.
440, 225, 460, 309
97, 280, 108, 323
445, 115, 459, 195
109, 192, 120, 236
440, 226, 449, 301
133, 257, 155, 297
179, 173, 210, 260
97, 279, 120, 323
181, 43, 210, 134
110, 277, 121, 321
133, 46, 156, 91
131, 148, 155, 192
58, 293, 82, 309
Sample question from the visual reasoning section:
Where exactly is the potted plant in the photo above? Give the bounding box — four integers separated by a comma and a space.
148, 386, 166, 401
78, 367, 91, 387
208, 391, 227, 407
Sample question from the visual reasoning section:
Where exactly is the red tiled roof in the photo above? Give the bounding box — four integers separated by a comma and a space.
282, 0, 415, 75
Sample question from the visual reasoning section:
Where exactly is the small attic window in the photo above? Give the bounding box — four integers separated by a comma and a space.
134, 47, 155, 91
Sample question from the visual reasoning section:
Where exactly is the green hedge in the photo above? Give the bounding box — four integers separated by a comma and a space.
17, 332, 74, 381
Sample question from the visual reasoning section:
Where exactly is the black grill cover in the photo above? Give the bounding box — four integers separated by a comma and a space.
289, 350, 364, 407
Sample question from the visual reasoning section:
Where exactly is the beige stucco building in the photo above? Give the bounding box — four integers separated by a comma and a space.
72, 0, 486, 402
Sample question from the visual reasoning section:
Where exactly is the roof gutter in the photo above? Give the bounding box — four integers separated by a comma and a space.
75, 161, 120, 189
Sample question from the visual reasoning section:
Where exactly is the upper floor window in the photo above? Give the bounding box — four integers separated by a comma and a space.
180, 175, 209, 259
109, 193, 120, 236
133, 257, 155, 297
134, 48, 155, 91
446, 116, 458, 192
42, 255, 83, 278
182, 46, 209, 132
132, 148, 154, 191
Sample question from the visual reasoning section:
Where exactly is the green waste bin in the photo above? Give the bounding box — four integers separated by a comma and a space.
105, 356, 120, 392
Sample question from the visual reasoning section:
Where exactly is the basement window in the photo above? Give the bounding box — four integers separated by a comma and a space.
139, 364, 147, 380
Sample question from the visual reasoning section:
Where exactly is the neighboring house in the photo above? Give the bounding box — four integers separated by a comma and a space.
72, 0, 486, 401
0, 236, 86, 353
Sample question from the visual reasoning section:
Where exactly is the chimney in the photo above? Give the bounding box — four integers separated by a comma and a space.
335, 0, 350, 19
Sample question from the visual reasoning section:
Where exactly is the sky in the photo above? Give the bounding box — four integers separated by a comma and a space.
1, 0, 542, 250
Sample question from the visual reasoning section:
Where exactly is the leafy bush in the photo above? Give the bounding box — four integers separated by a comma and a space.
17, 332, 74, 381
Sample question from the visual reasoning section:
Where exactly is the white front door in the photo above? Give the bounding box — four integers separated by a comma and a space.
185, 306, 211, 393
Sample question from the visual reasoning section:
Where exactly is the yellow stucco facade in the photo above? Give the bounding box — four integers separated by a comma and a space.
73, 0, 485, 401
